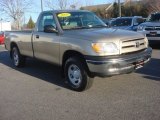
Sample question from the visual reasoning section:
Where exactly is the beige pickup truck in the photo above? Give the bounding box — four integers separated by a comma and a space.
5, 10, 152, 91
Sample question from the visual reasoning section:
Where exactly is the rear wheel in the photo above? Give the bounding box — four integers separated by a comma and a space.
64, 57, 93, 91
11, 46, 26, 67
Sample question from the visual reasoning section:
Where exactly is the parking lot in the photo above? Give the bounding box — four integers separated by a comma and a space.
0, 45, 160, 120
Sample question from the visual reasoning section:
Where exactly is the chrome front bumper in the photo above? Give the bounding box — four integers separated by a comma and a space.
85, 47, 152, 77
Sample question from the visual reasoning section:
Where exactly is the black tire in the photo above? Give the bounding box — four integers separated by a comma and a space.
11, 46, 26, 67
64, 57, 94, 92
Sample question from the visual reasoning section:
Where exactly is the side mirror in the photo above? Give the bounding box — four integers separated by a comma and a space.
44, 25, 58, 33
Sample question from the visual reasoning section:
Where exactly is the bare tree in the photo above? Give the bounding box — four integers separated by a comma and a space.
45, 0, 55, 10
0, 0, 31, 30
58, 0, 68, 9
45, 0, 82, 10
143, 0, 160, 13
69, 0, 82, 9
45, 0, 69, 10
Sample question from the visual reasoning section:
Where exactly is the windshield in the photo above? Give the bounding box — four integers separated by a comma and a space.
56, 12, 106, 30
147, 13, 160, 22
111, 18, 132, 27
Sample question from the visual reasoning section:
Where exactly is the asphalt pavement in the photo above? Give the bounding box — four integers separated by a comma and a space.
0, 45, 160, 120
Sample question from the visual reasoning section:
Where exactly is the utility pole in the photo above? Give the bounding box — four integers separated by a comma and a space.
41, 0, 43, 12
24, 13, 26, 30
118, 0, 121, 17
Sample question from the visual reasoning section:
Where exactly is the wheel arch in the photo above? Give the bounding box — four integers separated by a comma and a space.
61, 50, 92, 78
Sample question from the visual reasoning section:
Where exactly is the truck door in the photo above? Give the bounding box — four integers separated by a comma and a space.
33, 12, 60, 65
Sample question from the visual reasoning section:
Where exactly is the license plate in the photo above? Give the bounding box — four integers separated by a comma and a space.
135, 60, 144, 69
150, 32, 157, 36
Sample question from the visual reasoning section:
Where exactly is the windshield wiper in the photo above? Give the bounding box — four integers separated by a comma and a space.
92, 25, 107, 28
64, 25, 106, 30
64, 26, 90, 30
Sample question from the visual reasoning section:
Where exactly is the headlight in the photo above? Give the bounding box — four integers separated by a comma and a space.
137, 25, 146, 31
92, 42, 118, 54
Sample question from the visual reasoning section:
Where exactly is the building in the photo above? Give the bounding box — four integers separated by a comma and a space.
81, 1, 143, 18
81, 4, 111, 11
81, 4, 112, 18
0, 22, 11, 31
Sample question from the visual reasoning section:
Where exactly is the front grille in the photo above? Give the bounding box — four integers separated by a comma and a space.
146, 34, 160, 37
121, 38, 146, 54
145, 26, 160, 31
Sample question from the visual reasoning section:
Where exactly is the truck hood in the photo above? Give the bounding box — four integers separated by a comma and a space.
64, 28, 144, 42
140, 22, 160, 26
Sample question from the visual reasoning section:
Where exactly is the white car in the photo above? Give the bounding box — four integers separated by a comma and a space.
137, 12, 160, 44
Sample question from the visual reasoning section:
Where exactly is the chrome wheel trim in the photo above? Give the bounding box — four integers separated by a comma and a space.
13, 48, 19, 66
68, 64, 82, 86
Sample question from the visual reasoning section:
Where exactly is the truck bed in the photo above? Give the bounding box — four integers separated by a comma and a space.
5, 30, 34, 57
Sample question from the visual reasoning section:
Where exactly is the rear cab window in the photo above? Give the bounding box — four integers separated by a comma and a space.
38, 13, 56, 32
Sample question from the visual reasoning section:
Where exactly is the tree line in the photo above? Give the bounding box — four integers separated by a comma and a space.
0, 0, 159, 29
0, 0, 93, 30
93, 0, 160, 19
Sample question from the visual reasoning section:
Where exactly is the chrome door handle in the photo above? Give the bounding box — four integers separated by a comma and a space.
36, 35, 39, 39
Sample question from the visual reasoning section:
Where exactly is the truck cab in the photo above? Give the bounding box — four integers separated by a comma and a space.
110, 16, 144, 31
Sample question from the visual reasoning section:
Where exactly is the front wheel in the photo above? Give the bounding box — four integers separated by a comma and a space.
64, 57, 94, 92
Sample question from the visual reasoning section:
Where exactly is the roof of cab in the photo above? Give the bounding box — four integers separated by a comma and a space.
117, 16, 142, 19
41, 10, 90, 14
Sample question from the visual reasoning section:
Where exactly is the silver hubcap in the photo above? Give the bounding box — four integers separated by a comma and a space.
68, 64, 82, 86
13, 49, 19, 66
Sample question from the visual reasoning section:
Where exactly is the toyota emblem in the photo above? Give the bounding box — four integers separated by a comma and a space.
135, 42, 140, 48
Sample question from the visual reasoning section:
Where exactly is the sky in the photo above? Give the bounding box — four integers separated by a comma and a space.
24, 0, 117, 23
2, 0, 118, 24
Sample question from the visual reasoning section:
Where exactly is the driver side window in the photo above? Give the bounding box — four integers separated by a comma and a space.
38, 13, 56, 32
134, 18, 144, 25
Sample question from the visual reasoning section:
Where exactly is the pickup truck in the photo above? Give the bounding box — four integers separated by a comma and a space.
137, 12, 160, 44
5, 10, 152, 91
110, 16, 144, 31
